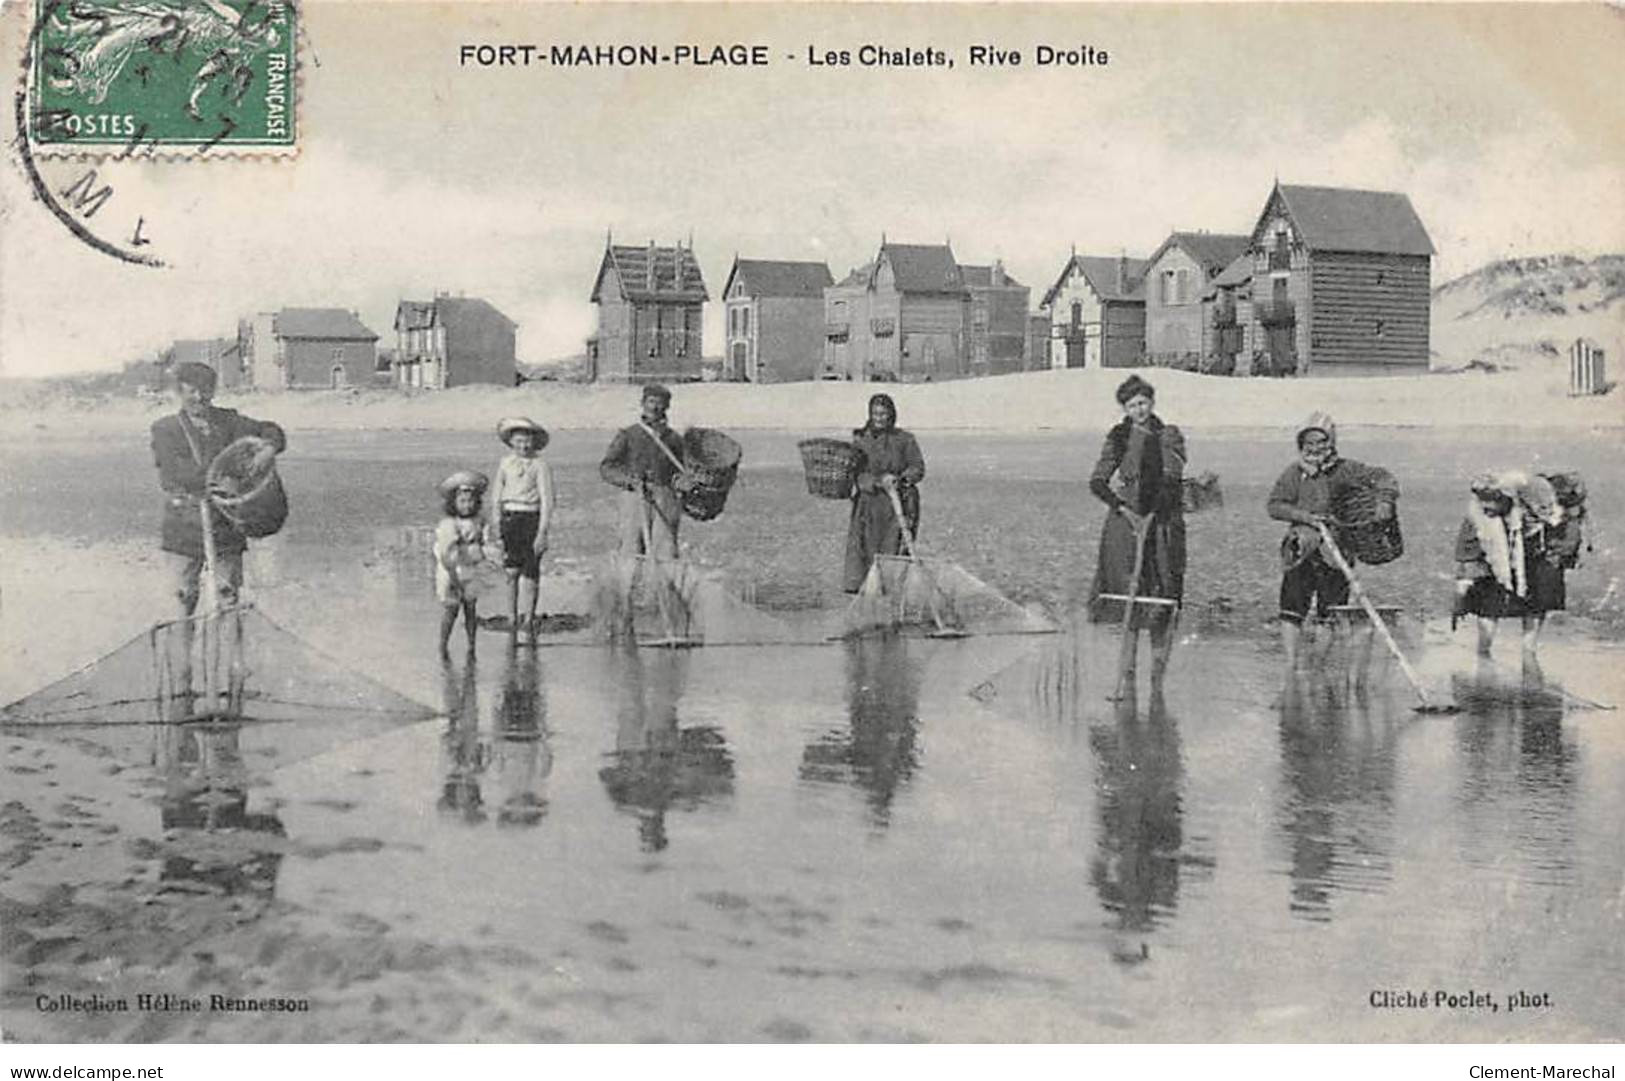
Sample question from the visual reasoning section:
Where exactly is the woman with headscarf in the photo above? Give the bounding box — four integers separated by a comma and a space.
1454, 470, 1583, 665
842, 393, 927, 593
1088, 376, 1187, 688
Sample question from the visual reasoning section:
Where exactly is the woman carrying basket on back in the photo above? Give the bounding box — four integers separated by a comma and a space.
1087, 376, 1186, 690
843, 394, 926, 594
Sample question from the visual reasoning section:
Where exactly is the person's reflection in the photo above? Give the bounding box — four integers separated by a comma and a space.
1274, 678, 1399, 921
154, 717, 286, 900
493, 644, 552, 828
1451, 668, 1576, 884
438, 658, 489, 824
799, 634, 922, 828
1089, 692, 1185, 961
598, 644, 733, 852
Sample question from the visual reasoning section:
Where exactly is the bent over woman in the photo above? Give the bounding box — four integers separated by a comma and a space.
1087, 376, 1187, 686
842, 394, 926, 593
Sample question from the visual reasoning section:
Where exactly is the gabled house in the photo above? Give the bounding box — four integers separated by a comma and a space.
1039, 253, 1148, 369
1245, 182, 1434, 375
822, 241, 971, 382
243, 308, 379, 389
720, 258, 834, 383
1142, 231, 1252, 366
960, 261, 1031, 376
587, 239, 707, 383
393, 294, 517, 389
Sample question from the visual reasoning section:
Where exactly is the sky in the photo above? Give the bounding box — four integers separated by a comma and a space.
1, 1, 1621, 378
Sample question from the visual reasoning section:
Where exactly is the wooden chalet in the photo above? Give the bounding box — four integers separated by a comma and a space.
823, 241, 970, 383
1039, 253, 1148, 369
960, 261, 1031, 376
721, 257, 834, 382
588, 239, 707, 383
1142, 232, 1251, 365
393, 294, 517, 389
1245, 183, 1434, 375
167, 337, 246, 390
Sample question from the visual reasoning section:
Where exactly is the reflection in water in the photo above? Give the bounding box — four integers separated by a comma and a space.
438, 660, 489, 824
1274, 680, 1399, 922
1089, 694, 1186, 959
598, 646, 734, 852
799, 634, 922, 829
1451, 668, 1577, 887
493, 646, 553, 828
154, 717, 286, 900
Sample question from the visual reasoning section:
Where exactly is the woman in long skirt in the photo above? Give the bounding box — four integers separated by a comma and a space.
1087, 375, 1187, 687
1454, 471, 1583, 670
842, 394, 927, 593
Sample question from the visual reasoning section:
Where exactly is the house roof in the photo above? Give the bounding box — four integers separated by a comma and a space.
395, 295, 517, 332
1204, 252, 1255, 298
1261, 183, 1435, 256
960, 264, 1027, 289
724, 258, 834, 299
274, 308, 379, 341
1145, 232, 1252, 277
1041, 254, 1148, 308
592, 244, 709, 303
874, 242, 964, 294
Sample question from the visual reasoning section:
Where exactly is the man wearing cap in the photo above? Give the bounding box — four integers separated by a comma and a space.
151, 362, 287, 617
599, 384, 688, 559
491, 417, 555, 644
1266, 411, 1398, 673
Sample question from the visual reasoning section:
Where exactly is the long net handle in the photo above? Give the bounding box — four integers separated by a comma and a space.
1316, 521, 1432, 706
885, 483, 953, 634
1111, 517, 1153, 701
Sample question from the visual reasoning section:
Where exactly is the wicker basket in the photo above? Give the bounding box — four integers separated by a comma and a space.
679, 427, 742, 522
206, 436, 288, 538
797, 438, 861, 500
1331, 481, 1402, 565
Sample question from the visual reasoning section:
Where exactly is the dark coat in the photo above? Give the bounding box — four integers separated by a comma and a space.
152, 407, 286, 557
1087, 416, 1187, 624
842, 426, 927, 593
600, 422, 686, 492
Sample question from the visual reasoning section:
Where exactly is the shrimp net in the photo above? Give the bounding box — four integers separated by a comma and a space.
0, 605, 438, 764
589, 553, 803, 646
840, 555, 1058, 639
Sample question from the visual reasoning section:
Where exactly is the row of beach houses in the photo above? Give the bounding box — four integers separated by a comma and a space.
164, 180, 1435, 391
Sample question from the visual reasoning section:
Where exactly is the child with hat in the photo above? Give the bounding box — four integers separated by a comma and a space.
491, 417, 555, 644
435, 471, 491, 657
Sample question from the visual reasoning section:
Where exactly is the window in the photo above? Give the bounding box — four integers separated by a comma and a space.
1070, 301, 1082, 329
742, 307, 750, 336
1177, 269, 1191, 304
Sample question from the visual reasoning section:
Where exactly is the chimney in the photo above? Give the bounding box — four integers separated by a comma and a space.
993, 258, 1005, 286
1116, 254, 1128, 293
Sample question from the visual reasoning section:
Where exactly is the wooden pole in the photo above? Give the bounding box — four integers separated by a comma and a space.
1108, 517, 1153, 702
1316, 522, 1442, 710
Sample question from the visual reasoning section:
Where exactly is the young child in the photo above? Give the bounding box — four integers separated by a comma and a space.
491, 416, 556, 645
434, 471, 491, 657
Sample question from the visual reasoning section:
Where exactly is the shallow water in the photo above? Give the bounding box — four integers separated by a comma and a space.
1, 427, 1622, 1041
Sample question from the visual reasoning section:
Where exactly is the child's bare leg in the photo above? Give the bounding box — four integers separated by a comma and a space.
521, 574, 539, 629
462, 600, 478, 651
1475, 616, 1497, 658
506, 569, 521, 633
1520, 615, 1544, 672
439, 604, 458, 656
1280, 619, 1302, 672
1149, 617, 1174, 687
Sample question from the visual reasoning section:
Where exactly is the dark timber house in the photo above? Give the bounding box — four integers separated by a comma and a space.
393, 294, 518, 389
1245, 183, 1434, 375
588, 239, 708, 383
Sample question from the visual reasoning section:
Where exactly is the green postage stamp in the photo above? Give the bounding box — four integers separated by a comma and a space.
28, 0, 297, 154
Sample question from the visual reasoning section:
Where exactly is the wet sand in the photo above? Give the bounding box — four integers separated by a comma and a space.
2, 428, 1622, 1042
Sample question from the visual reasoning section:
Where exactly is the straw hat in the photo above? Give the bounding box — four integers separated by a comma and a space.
497, 416, 549, 448
438, 470, 489, 498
